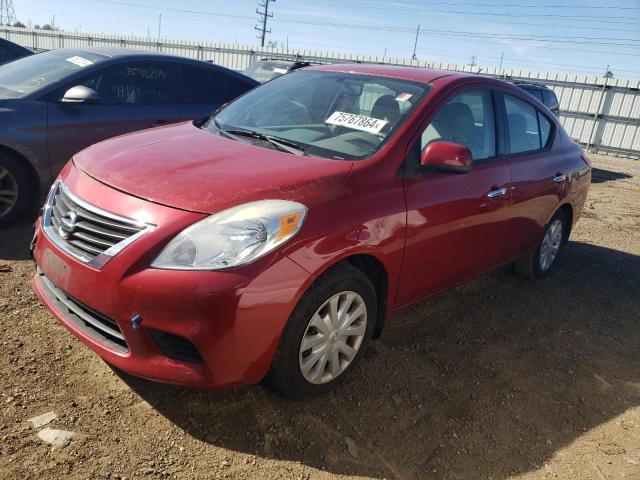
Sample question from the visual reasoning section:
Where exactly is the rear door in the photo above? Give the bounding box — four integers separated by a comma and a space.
177, 63, 257, 120
500, 92, 567, 260
397, 88, 513, 305
46, 60, 180, 176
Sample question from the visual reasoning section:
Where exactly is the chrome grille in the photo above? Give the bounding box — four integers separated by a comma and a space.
43, 181, 154, 269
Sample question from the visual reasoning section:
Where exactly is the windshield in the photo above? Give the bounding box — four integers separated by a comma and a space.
0, 50, 108, 99
205, 70, 430, 160
244, 61, 292, 83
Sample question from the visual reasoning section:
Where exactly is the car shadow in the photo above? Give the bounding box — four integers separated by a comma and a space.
591, 167, 633, 184
114, 241, 640, 479
0, 218, 35, 261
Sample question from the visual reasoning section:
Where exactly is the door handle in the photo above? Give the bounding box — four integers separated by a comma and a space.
553, 173, 567, 183
486, 187, 507, 198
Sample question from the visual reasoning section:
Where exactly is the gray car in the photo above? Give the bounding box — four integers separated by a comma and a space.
0, 47, 258, 225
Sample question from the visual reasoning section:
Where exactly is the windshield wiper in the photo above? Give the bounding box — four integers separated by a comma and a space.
214, 122, 308, 156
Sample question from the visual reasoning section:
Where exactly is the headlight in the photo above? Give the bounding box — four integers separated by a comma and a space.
151, 200, 307, 270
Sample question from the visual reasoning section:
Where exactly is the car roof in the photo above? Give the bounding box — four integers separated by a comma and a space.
511, 81, 551, 90
47, 47, 191, 61
305, 63, 470, 85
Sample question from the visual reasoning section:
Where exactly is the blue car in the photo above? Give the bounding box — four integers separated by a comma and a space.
0, 47, 258, 225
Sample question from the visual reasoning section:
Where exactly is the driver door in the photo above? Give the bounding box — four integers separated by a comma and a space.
46, 60, 180, 177
397, 89, 513, 305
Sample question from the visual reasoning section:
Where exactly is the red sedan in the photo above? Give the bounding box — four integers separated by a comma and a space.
32, 64, 591, 398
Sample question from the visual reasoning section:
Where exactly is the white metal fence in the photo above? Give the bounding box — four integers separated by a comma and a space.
2, 26, 639, 158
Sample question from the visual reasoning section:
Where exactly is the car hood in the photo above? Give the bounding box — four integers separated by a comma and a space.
73, 122, 354, 214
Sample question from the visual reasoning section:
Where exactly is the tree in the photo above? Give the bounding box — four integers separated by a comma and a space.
604, 70, 614, 79
12, 21, 26, 28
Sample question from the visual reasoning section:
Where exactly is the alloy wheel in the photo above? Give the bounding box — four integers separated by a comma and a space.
0, 166, 19, 219
539, 219, 563, 272
298, 290, 367, 385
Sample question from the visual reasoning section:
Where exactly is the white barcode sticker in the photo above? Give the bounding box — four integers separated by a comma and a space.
66, 56, 94, 68
325, 111, 388, 134
395, 92, 413, 102
273, 67, 288, 74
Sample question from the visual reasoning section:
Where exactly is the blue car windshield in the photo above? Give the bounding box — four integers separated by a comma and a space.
0, 50, 108, 99
205, 70, 430, 160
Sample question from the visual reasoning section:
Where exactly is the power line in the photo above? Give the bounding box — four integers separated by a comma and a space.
255, 0, 275, 47
270, 19, 640, 48
294, 0, 640, 21
360, 0, 640, 10
84, 0, 640, 53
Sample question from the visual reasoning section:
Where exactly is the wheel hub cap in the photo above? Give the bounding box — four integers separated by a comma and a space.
0, 166, 19, 218
539, 219, 563, 272
298, 290, 367, 385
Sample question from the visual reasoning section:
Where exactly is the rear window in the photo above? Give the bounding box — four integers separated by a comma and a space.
505, 94, 555, 154
244, 61, 291, 83
505, 94, 542, 153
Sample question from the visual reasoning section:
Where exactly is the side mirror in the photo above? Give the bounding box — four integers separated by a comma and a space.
61, 85, 100, 104
420, 141, 472, 173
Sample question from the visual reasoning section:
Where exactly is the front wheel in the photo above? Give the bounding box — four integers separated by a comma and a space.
267, 265, 376, 399
514, 210, 566, 279
0, 153, 34, 227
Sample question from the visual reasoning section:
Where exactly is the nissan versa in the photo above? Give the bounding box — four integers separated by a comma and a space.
32, 64, 591, 398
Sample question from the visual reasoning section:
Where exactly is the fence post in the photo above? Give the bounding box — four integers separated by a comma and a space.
586, 75, 610, 152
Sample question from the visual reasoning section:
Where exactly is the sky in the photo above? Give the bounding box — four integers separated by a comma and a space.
12, 0, 640, 79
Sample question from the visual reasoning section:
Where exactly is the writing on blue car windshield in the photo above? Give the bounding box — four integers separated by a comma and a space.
203, 71, 430, 160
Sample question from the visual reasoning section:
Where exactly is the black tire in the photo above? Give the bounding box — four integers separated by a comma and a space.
514, 210, 567, 280
0, 152, 34, 227
267, 264, 377, 399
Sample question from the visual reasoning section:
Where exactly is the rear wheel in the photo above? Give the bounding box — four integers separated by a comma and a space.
514, 210, 566, 279
267, 265, 376, 399
0, 153, 33, 227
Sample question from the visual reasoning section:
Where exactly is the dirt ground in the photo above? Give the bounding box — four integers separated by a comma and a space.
0, 153, 639, 480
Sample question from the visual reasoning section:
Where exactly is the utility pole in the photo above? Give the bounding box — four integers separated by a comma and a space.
255, 0, 275, 47
0, 0, 17, 26
411, 24, 421, 61
158, 13, 162, 39
498, 51, 504, 76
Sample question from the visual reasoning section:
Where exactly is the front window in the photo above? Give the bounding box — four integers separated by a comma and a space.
204, 71, 430, 160
421, 89, 496, 162
0, 50, 108, 99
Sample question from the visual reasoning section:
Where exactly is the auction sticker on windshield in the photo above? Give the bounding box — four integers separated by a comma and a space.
66, 56, 94, 68
325, 111, 388, 134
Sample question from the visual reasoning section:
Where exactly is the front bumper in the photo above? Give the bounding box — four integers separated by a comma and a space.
32, 165, 312, 389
